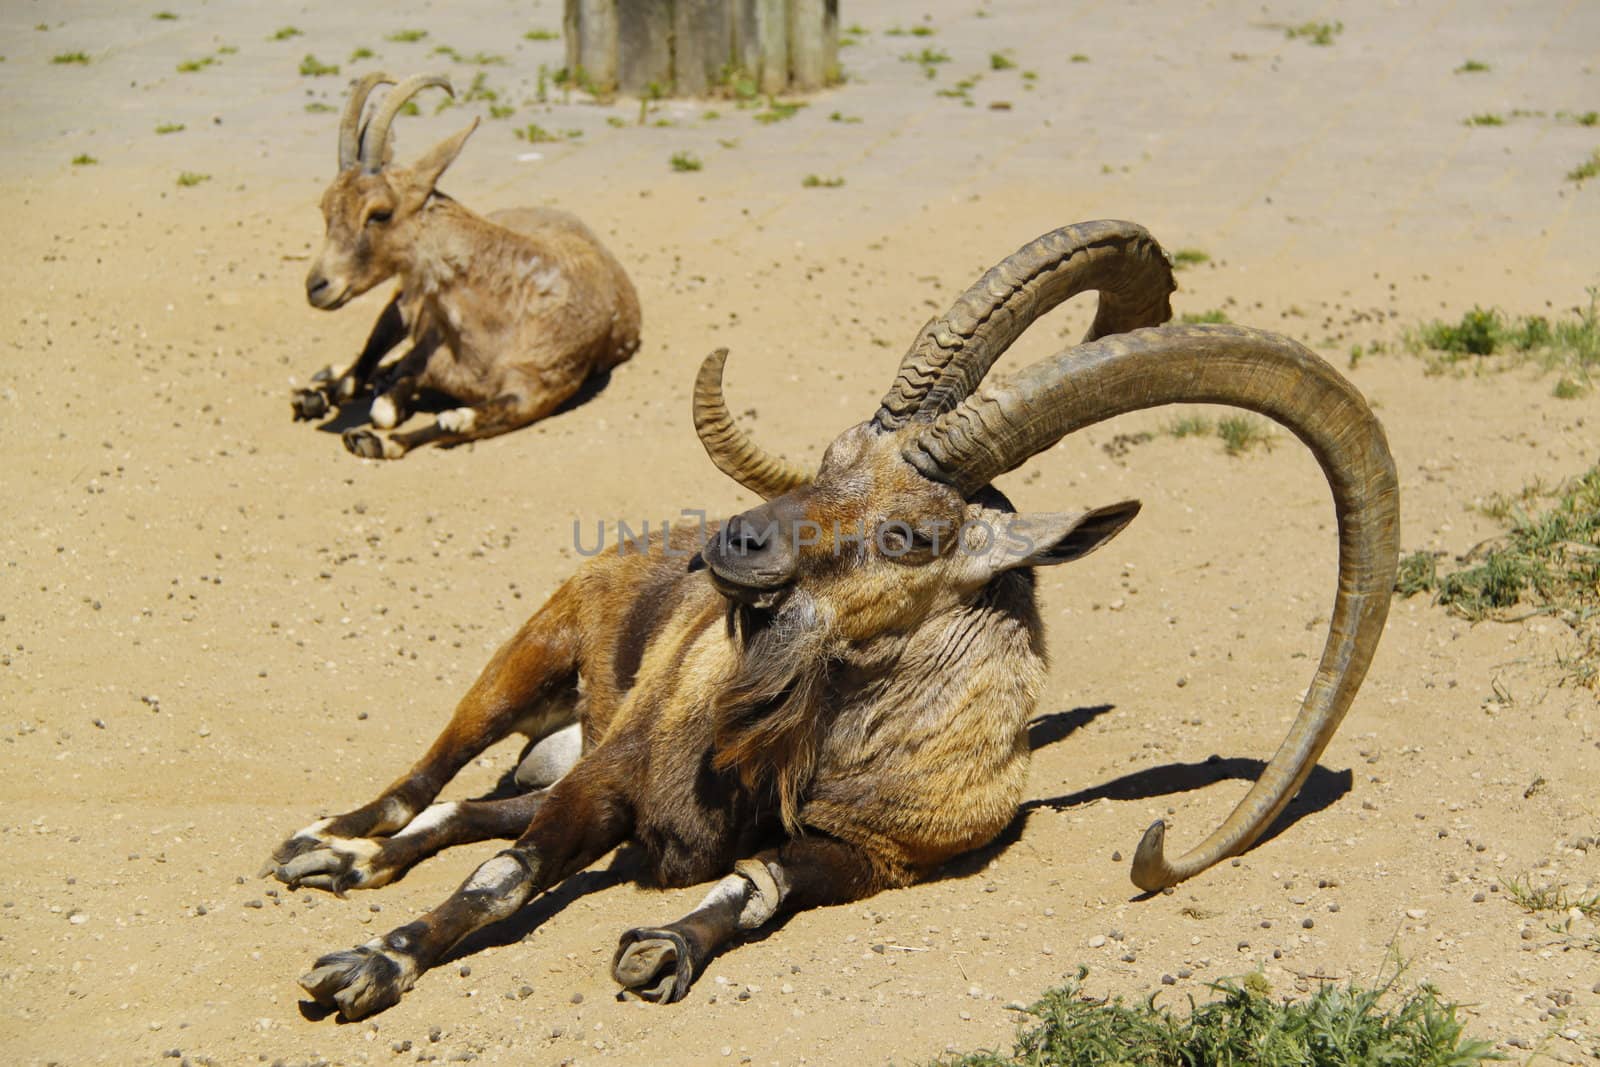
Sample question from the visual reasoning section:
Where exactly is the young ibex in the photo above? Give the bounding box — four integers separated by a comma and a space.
270, 221, 1399, 1019
292, 73, 641, 459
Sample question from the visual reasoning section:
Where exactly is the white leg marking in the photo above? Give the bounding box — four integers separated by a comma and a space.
514, 723, 582, 789
370, 394, 398, 429
463, 854, 525, 893
392, 802, 458, 841
437, 407, 476, 433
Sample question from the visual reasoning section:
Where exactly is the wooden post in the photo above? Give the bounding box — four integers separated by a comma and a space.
564, 0, 618, 94
675, 0, 733, 97
568, 0, 837, 97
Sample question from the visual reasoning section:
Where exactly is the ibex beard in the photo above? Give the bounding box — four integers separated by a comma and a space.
271, 221, 1398, 1019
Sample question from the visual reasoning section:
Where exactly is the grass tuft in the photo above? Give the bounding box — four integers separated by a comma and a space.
175, 171, 210, 187
154, 122, 184, 134
1568, 149, 1600, 183
1179, 309, 1230, 324
930, 968, 1498, 1067
52, 51, 90, 65
1454, 58, 1490, 73
271, 26, 302, 41
753, 98, 805, 124
1284, 20, 1344, 45
71, 153, 98, 166
801, 174, 845, 188
1465, 112, 1504, 126
1217, 414, 1273, 455
386, 29, 427, 43
1167, 414, 1213, 439
989, 51, 1016, 71
524, 28, 558, 41
1409, 293, 1599, 380
1171, 248, 1210, 269
1397, 464, 1600, 666
299, 54, 339, 77
669, 151, 702, 173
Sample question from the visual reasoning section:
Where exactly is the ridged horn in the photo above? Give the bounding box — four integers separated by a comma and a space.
908, 324, 1398, 891
693, 349, 810, 500
358, 73, 454, 173
337, 72, 395, 172
874, 221, 1175, 431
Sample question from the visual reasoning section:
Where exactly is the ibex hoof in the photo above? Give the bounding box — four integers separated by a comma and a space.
343, 429, 399, 460
612, 927, 696, 1004
291, 388, 331, 421
300, 944, 412, 1020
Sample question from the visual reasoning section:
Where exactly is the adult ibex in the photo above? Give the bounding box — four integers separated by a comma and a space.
270, 221, 1398, 1019
293, 73, 641, 459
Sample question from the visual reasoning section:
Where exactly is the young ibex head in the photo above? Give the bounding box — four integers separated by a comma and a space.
305, 73, 477, 311
695, 221, 1400, 891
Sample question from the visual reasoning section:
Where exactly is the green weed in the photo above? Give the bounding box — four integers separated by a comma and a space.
271, 26, 302, 41
1179, 309, 1230, 324
1396, 464, 1600, 640
153, 11, 178, 20
524, 29, 558, 41
52, 51, 90, 65
386, 29, 427, 43
1171, 248, 1210, 269
1454, 59, 1490, 73
669, 151, 702, 173
1167, 415, 1213, 439
754, 97, 805, 124
989, 52, 1016, 71
349, 47, 374, 62
154, 122, 184, 134
176, 171, 210, 187
1284, 20, 1344, 46
930, 968, 1497, 1067
1465, 113, 1504, 126
1217, 414, 1273, 455
1568, 149, 1600, 183
299, 54, 339, 77
71, 153, 97, 166
176, 55, 214, 73
802, 174, 845, 188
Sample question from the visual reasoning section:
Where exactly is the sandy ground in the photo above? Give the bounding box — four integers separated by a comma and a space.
2, 1, 1598, 1064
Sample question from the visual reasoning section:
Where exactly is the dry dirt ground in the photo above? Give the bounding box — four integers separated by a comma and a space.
2, 1, 1598, 1065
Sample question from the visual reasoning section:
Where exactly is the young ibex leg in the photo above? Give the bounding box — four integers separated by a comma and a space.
268, 582, 583, 893
612, 836, 893, 1004
291, 296, 407, 421
345, 390, 565, 460
300, 749, 635, 1020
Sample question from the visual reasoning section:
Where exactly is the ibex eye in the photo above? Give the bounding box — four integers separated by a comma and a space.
366, 210, 392, 226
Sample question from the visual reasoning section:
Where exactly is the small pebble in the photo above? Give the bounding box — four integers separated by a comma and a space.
1519, 927, 1534, 941
459, 965, 471, 978
1087, 935, 1106, 949
1160, 973, 1176, 985
1301, 918, 1314, 929
1472, 892, 1486, 903
570, 992, 584, 1005
1405, 908, 1426, 919
1505, 1036, 1530, 1049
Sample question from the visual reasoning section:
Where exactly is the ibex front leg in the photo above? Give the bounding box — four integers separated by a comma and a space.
267, 582, 582, 893
291, 296, 407, 421
300, 751, 634, 1019
612, 836, 896, 1003
345, 389, 567, 460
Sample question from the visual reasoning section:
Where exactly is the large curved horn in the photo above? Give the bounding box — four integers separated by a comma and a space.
337, 72, 395, 171
693, 349, 810, 500
358, 73, 454, 173
874, 221, 1175, 431
909, 324, 1398, 891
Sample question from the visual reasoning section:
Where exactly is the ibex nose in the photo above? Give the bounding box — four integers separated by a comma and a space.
720, 514, 770, 557
703, 506, 797, 602
305, 274, 330, 303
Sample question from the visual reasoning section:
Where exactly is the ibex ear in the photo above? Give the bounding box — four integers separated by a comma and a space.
408, 117, 479, 194
981, 500, 1141, 573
